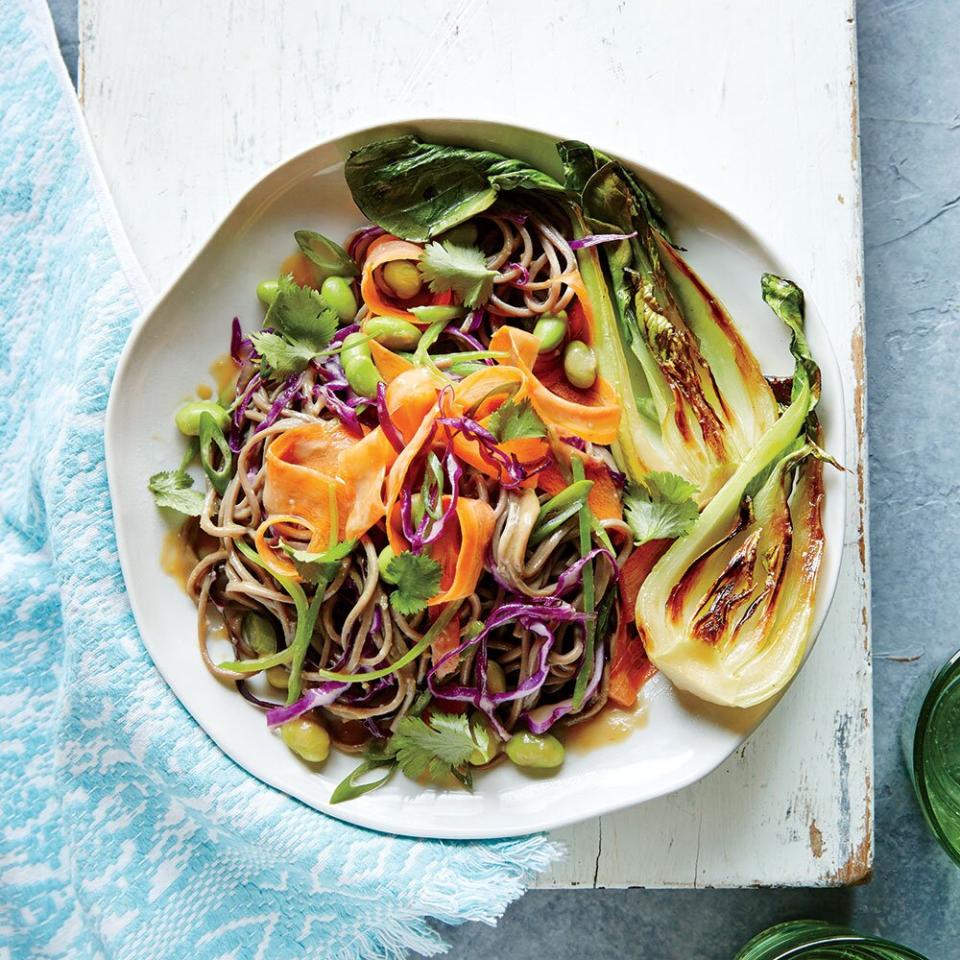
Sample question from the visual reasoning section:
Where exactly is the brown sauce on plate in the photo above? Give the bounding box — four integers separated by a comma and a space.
564, 702, 648, 754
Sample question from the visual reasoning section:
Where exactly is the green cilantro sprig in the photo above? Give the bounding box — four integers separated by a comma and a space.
385, 551, 442, 616
419, 241, 496, 308
486, 397, 546, 442
624, 471, 700, 545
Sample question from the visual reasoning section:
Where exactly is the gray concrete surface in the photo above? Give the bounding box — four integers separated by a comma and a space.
46, 0, 958, 956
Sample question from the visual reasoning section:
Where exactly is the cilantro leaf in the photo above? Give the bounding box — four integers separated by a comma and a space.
386, 712, 482, 784
250, 330, 317, 377
282, 539, 356, 585
624, 471, 700, 545
419, 241, 496, 308
386, 551, 442, 616
264, 274, 339, 350
148, 470, 205, 515
486, 397, 547, 442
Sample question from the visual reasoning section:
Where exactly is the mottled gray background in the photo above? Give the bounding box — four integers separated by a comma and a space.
47, 1, 959, 956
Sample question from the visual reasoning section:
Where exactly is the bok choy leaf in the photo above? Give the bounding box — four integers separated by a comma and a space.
559, 141, 781, 504
345, 135, 569, 242
634, 275, 828, 708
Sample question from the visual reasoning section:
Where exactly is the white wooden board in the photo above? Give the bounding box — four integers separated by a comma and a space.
79, 0, 870, 887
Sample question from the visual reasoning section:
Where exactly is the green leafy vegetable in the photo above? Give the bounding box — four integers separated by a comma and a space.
558, 140, 781, 503
282, 539, 356, 585
486, 397, 547, 443
250, 331, 317, 377
386, 551, 442, 616
636, 280, 830, 707
264, 274, 339, 351
419, 241, 497, 308
148, 469, 205, 515
344, 135, 568, 242
624, 471, 701, 545
388, 711, 488, 786
294, 229, 359, 281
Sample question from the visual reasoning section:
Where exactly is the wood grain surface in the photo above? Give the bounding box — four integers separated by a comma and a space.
79, 0, 870, 887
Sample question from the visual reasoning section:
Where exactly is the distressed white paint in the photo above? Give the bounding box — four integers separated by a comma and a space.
79, 0, 870, 887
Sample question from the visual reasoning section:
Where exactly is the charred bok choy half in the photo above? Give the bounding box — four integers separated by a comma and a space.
346, 135, 833, 710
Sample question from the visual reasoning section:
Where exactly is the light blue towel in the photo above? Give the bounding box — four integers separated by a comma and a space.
0, 3, 559, 957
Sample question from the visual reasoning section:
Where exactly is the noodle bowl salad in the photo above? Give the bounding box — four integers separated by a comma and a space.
148, 136, 834, 802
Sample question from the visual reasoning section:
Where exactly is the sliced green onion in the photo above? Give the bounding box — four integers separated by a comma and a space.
198, 412, 234, 495
571, 456, 596, 710
529, 479, 594, 547
330, 757, 397, 804
409, 304, 467, 323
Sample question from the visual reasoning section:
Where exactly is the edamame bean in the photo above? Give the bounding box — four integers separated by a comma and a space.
175, 400, 230, 436
505, 731, 565, 769
532, 310, 568, 353
362, 316, 422, 351
486, 660, 507, 694
242, 613, 278, 657
321, 275, 358, 321
256, 278, 280, 305
563, 340, 597, 389
378, 545, 399, 584
440, 222, 478, 247
267, 665, 289, 689
340, 332, 383, 399
381, 260, 422, 299
280, 717, 331, 763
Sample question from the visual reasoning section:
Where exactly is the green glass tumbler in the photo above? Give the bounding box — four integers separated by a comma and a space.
734, 920, 927, 960
906, 648, 960, 866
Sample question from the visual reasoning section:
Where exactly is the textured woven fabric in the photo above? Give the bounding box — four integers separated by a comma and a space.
0, 3, 559, 957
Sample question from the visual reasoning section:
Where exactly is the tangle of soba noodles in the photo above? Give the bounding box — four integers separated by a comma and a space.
178, 205, 636, 776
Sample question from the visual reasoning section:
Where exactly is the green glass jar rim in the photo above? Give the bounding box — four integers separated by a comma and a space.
912, 646, 960, 867
734, 920, 929, 959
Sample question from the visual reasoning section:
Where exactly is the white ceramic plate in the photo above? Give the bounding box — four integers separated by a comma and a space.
106, 119, 845, 839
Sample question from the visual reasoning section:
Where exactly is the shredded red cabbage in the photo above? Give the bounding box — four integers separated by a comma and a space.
329, 322, 360, 346
464, 308, 485, 334
554, 547, 618, 596
560, 435, 587, 453
437, 414, 551, 489
230, 317, 255, 366
375, 381, 405, 452
254, 373, 303, 436
229, 373, 263, 452
427, 600, 591, 739
265, 681, 348, 728
400, 448, 462, 552
503, 262, 529, 287
313, 356, 364, 434
347, 225, 386, 261
569, 231, 638, 250
524, 641, 605, 734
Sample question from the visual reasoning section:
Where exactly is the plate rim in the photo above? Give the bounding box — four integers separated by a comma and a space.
105, 116, 847, 839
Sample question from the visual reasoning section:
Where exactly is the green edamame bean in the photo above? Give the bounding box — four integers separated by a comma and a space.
440, 222, 478, 247
362, 316, 422, 351
378, 545, 399, 584
280, 717, 331, 763
381, 260, 422, 299
242, 612, 278, 657
340, 332, 382, 398
563, 340, 597, 389
267, 665, 289, 689
256, 278, 280, 305
486, 660, 507, 694
505, 731, 565, 769
175, 400, 230, 437
321, 275, 358, 321
532, 311, 568, 353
